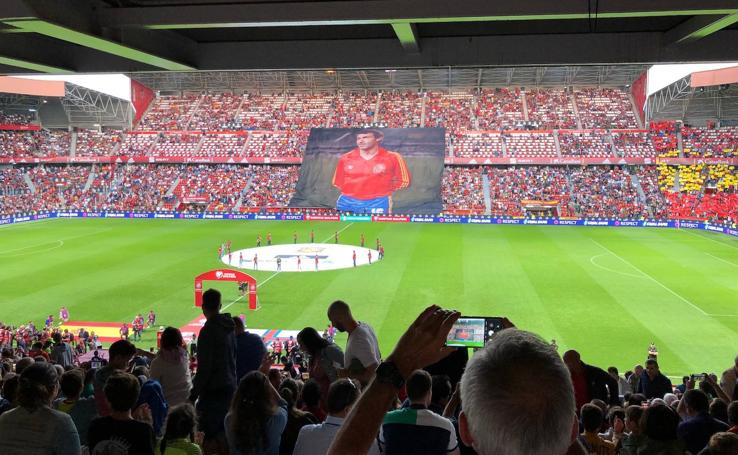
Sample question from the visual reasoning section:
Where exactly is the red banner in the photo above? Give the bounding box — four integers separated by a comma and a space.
372, 215, 410, 222
0, 124, 41, 131
194, 269, 257, 310
305, 214, 340, 221
631, 71, 648, 126
130, 79, 155, 125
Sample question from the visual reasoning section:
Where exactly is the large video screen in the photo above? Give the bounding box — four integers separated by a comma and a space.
289, 128, 446, 214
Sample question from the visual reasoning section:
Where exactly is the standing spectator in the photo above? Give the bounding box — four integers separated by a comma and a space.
608, 366, 631, 397
158, 403, 203, 455
378, 369, 459, 455
563, 350, 621, 408
297, 326, 344, 411
88, 372, 156, 455
54, 369, 98, 446
728, 401, 738, 434
233, 316, 266, 381
94, 339, 137, 416
638, 359, 673, 400
294, 379, 379, 455
677, 389, 729, 454
617, 405, 645, 454
327, 300, 381, 386
50, 332, 75, 368
189, 288, 237, 455
633, 404, 686, 454
300, 379, 326, 422
225, 370, 288, 455
150, 327, 192, 408
0, 362, 80, 454
629, 364, 644, 394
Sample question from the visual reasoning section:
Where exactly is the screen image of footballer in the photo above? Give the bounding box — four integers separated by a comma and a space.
289, 128, 446, 214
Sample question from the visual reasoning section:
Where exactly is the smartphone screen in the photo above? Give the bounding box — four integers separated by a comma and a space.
446, 317, 505, 348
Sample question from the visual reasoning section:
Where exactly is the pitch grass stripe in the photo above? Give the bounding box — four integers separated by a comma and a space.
591, 239, 711, 317
251, 222, 356, 292
681, 229, 738, 252
705, 252, 738, 268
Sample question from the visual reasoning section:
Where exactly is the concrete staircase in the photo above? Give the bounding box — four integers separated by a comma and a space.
626, 167, 653, 217
83, 166, 96, 192
481, 171, 492, 215
23, 172, 36, 194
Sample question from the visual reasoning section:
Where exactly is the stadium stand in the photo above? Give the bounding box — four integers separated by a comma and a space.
187, 93, 242, 131
150, 133, 202, 157
75, 129, 122, 157
199, 133, 247, 157
503, 131, 558, 157
451, 131, 503, 158
575, 88, 639, 129
487, 166, 572, 217
569, 167, 645, 218
137, 94, 200, 130
525, 88, 577, 129
611, 131, 656, 157
0, 110, 36, 125
377, 91, 422, 128
682, 126, 738, 158
424, 91, 474, 130
330, 92, 378, 128
241, 165, 300, 208
558, 130, 612, 157
475, 88, 525, 130
441, 166, 485, 212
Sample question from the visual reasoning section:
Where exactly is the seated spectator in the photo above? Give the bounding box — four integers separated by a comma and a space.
94, 339, 137, 416
608, 366, 631, 397
150, 326, 192, 408
279, 378, 319, 455
699, 432, 738, 455
328, 307, 582, 455
88, 371, 156, 455
638, 359, 673, 400
53, 368, 98, 446
300, 379, 326, 422
711, 398, 729, 424
617, 405, 644, 453
233, 316, 266, 381
721, 355, 738, 400
578, 403, 616, 454
0, 362, 80, 454
631, 404, 687, 454
728, 401, 738, 434
158, 403, 203, 455
225, 370, 288, 455
133, 365, 168, 437
0, 373, 19, 415
429, 374, 453, 416
563, 350, 621, 408
297, 326, 344, 411
678, 389, 729, 454
293, 379, 378, 455
379, 369, 459, 455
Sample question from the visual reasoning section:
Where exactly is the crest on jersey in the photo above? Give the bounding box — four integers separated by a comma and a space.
372, 164, 386, 174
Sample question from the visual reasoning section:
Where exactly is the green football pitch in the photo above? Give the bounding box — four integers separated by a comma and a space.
2, 218, 738, 377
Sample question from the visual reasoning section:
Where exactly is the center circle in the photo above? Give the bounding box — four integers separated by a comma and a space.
221, 243, 381, 272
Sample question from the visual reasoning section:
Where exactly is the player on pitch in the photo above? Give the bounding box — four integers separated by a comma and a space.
332, 129, 411, 214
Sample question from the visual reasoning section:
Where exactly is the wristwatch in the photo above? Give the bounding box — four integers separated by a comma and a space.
375, 361, 405, 389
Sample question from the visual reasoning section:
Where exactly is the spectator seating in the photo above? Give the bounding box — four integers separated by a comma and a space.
243, 131, 307, 158
75, 129, 122, 156
187, 93, 242, 131
377, 91, 422, 128
575, 88, 638, 129
424, 92, 474, 130
682, 126, 738, 157
476, 88, 524, 130
504, 131, 557, 157
569, 167, 645, 218
634, 166, 670, 219
611, 131, 656, 157
0, 110, 36, 125
120, 133, 158, 156
150, 134, 202, 157
525, 89, 577, 129
451, 132, 503, 158
199, 134, 247, 157
233, 94, 285, 130
487, 166, 572, 216
558, 131, 612, 157
329, 92, 378, 128
241, 165, 300, 208
137, 94, 200, 130
650, 121, 679, 157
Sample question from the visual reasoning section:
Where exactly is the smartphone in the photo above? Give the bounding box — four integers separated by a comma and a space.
301, 372, 310, 381
445, 316, 505, 348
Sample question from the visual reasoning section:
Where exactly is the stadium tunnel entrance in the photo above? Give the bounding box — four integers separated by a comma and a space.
194, 269, 257, 310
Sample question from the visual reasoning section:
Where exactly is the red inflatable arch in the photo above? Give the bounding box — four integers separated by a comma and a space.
194, 269, 257, 310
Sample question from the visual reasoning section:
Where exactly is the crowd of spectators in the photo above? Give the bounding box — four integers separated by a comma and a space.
74, 129, 122, 157
424, 92, 474, 131
486, 166, 572, 216
570, 166, 646, 218
612, 131, 656, 158
0, 110, 36, 125
0, 130, 70, 159
137, 95, 200, 130
173, 165, 252, 212
241, 165, 300, 208
525, 88, 578, 129
682, 127, 738, 158
187, 93, 242, 131
503, 131, 558, 157
475, 88, 524, 130
575, 88, 639, 129
450, 132, 503, 158
330, 92, 378, 128
376, 91, 422, 128
2, 297, 737, 455
441, 167, 486, 212
559, 131, 612, 157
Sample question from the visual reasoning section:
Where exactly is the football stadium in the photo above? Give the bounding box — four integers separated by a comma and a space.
1, 2, 738, 454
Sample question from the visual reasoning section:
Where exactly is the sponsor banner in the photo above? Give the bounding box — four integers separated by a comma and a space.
495, 218, 524, 225
254, 214, 278, 221
203, 213, 225, 219
177, 213, 200, 219
372, 215, 410, 223
57, 211, 82, 218
0, 123, 41, 131
129, 213, 152, 218
704, 224, 726, 233
12, 215, 31, 222
410, 216, 435, 223
305, 214, 340, 221
226, 214, 255, 220
104, 212, 126, 218
677, 221, 701, 229
583, 220, 610, 226
35, 213, 53, 220
0, 217, 13, 225
726, 228, 738, 237
552, 219, 579, 225
437, 216, 467, 224
280, 214, 304, 221
154, 213, 176, 219
467, 217, 493, 224
641, 221, 673, 228
523, 219, 550, 225
340, 215, 372, 222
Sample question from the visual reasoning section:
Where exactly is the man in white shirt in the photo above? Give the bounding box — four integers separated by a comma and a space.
293, 379, 380, 455
327, 300, 381, 386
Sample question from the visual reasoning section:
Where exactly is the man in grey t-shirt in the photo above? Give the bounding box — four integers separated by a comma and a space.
327, 300, 381, 386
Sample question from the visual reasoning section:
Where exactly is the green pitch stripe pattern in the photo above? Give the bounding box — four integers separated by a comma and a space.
1, 219, 737, 376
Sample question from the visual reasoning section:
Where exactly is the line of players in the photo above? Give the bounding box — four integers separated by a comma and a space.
217, 231, 386, 270
118, 310, 157, 341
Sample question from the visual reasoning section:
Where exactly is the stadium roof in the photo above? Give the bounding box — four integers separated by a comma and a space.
1, 1, 738, 73
131, 66, 648, 93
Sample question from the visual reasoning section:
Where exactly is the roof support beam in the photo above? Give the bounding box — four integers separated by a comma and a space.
3, 19, 195, 71
0, 55, 71, 73
664, 13, 738, 44
391, 23, 420, 53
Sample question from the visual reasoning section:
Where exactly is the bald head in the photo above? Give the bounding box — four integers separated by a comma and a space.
327, 300, 354, 332
563, 350, 582, 374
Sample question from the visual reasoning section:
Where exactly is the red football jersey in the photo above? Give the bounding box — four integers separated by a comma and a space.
332, 147, 411, 200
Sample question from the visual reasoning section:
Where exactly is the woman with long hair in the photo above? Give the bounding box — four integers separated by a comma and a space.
278, 378, 319, 455
150, 327, 192, 408
296, 327, 344, 412
0, 362, 80, 454
225, 370, 287, 455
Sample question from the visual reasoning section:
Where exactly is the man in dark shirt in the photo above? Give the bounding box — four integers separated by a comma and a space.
232, 316, 266, 380
88, 372, 155, 455
677, 389, 729, 454
638, 359, 673, 399
563, 350, 621, 409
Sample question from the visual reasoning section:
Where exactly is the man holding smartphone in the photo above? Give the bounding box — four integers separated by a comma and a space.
327, 300, 381, 386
